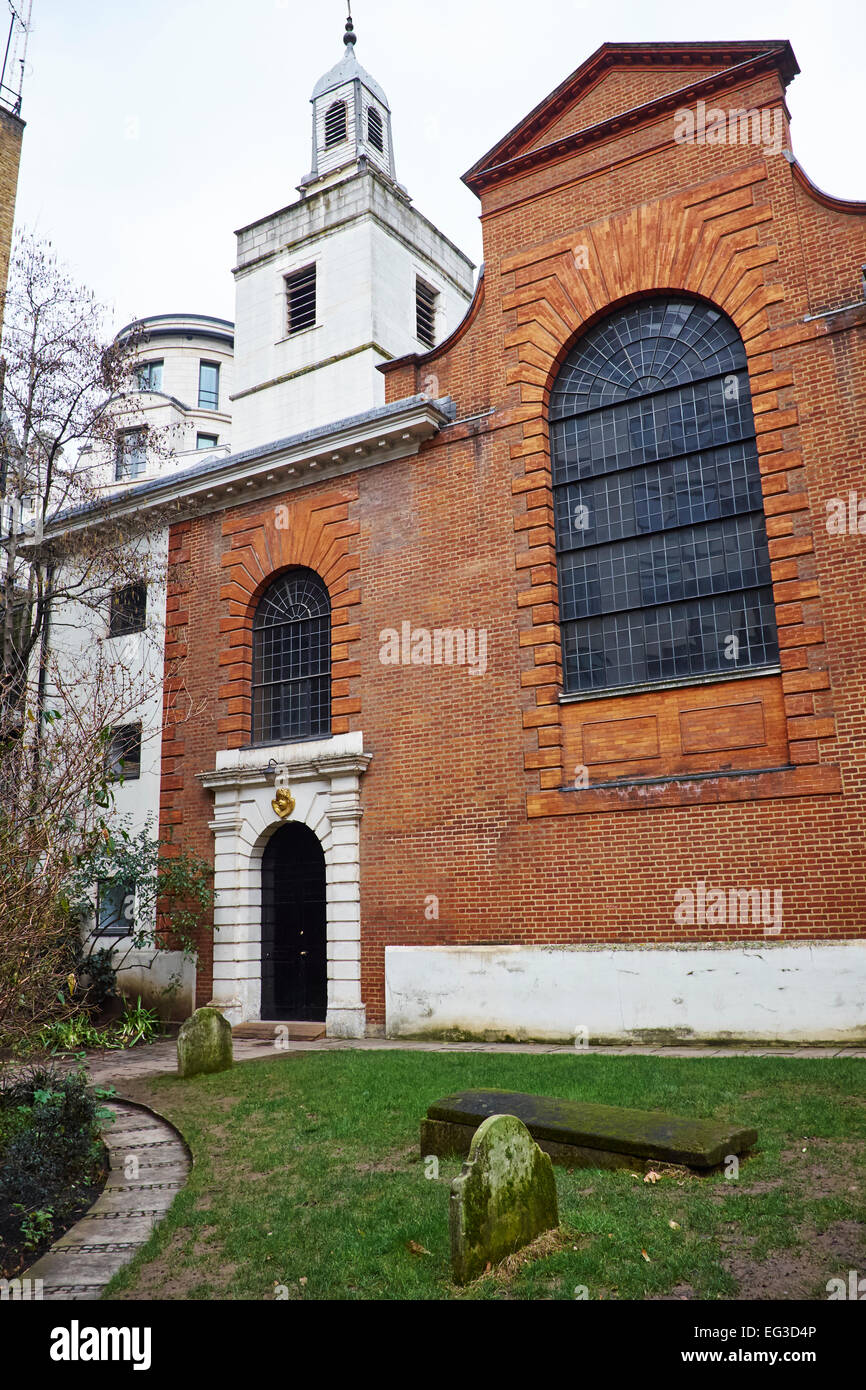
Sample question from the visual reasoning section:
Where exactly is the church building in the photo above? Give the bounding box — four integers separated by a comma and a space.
69, 28, 866, 1042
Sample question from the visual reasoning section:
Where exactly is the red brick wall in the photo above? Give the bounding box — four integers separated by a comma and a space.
162, 52, 866, 1022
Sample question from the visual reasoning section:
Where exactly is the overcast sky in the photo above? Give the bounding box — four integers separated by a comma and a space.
11, 0, 866, 334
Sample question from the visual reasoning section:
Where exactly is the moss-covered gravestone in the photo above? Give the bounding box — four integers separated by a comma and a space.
450, 1112, 558, 1284
177, 1007, 233, 1078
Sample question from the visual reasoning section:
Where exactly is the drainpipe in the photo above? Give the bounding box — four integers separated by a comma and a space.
34, 560, 53, 769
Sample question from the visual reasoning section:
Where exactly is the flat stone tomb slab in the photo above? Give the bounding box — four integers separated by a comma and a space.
422, 1089, 757, 1171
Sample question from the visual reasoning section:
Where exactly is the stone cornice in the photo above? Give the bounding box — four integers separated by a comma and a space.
199, 733, 372, 790
198, 754, 372, 792
463, 43, 799, 195
784, 151, 866, 216
38, 397, 454, 542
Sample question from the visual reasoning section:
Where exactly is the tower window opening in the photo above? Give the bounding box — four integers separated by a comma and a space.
286, 264, 317, 335
324, 100, 348, 148
367, 106, 384, 153
415, 278, 438, 349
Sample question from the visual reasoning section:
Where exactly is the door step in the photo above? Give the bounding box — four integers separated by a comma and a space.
232, 1020, 326, 1041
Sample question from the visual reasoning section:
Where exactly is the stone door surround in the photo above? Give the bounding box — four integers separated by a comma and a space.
199, 732, 371, 1036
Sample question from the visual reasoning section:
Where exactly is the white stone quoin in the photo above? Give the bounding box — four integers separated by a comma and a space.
199, 733, 371, 1036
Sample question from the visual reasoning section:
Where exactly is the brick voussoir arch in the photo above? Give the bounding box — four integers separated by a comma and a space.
216, 487, 361, 747
503, 164, 832, 790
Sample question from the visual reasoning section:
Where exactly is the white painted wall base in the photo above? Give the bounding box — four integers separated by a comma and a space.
116, 951, 195, 1022
385, 943, 866, 1044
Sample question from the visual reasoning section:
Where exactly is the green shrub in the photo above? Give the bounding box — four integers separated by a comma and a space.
38, 996, 162, 1054
17, 1207, 55, 1251
0, 1064, 112, 1259
38, 1015, 105, 1052
113, 997, 160, 1047
74, 945, 119, 1010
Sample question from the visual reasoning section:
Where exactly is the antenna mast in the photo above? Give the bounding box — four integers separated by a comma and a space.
0, 1, 33, 116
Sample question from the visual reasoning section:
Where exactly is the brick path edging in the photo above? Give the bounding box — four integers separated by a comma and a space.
23, 1098, 191, 1301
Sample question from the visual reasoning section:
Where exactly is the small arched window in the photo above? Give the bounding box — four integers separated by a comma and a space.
324, 100, 348, 148
551, 297, 778, 694
252, 569, 331, 744
367, 106, 384, 153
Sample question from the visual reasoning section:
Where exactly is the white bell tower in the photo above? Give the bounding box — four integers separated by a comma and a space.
304, 12, 397, 188
230, 11, 475, 453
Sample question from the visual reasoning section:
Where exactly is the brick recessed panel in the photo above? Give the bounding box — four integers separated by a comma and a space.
583, 714, 660, 765
680, 701, 766, 755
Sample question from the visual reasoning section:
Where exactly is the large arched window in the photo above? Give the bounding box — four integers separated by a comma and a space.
252, 569, 331, 744
550, 297, 779, 695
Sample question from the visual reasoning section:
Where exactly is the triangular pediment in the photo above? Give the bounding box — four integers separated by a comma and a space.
462, 41, 798, 193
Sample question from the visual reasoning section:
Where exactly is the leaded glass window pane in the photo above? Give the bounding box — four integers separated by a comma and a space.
252, 570, 331, 743
551, 298, 779, 694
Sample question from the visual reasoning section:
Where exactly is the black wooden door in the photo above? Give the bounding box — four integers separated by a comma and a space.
260, 822, 327, 1020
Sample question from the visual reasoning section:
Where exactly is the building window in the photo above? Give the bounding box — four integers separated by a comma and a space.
415, 278, 438, 349
324, 99, 348, 147
367, 106, 384, 153
97, 880, 136, 936
551, 296, 779, 695
196, 432, 218, 450
252, 569, 331, 744
114, 428, 146, 481
198, 360, 220, 410
285, 265, 317, 335
109, 581, 147, 637
135, 359, 163, 393
105, 724, 142, 781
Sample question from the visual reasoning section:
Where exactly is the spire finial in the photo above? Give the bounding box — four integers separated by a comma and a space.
344, 9, 356, 47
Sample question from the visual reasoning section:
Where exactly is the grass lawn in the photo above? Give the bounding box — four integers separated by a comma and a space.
105, 1051, 866, 1301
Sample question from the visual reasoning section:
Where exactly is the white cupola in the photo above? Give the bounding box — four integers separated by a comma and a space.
303, 11, 396, 187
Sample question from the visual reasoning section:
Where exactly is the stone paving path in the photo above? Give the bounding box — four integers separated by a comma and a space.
76, 1035, 866, 1088
25, 1099, 190, 1301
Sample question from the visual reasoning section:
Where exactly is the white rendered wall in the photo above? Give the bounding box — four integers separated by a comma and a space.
385, 943, 866, 1044
43, 532, 194, 1017
43, 531, 169, 838
134, 336, 234, 424
92, 330, 233, 492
